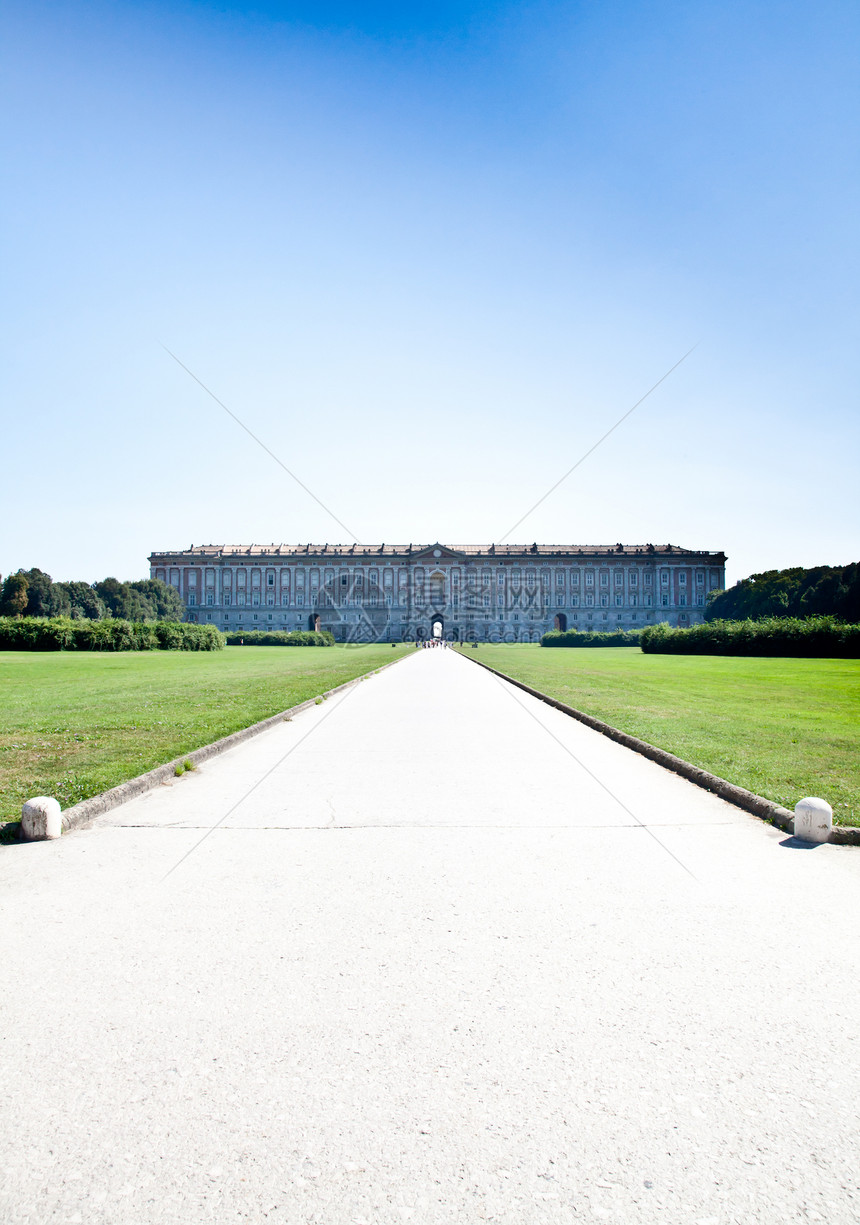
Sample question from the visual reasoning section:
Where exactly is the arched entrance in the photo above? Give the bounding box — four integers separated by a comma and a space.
431, 614, 443, 640
554, 613, 567, 631
308, 613, 321, 632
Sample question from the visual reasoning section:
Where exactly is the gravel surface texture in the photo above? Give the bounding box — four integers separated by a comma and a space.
1, 647, 858, 1225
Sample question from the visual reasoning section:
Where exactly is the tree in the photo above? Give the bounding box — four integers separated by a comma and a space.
93, 578, 152, 621
54, 581, 106, 620
17, 568, 59, 617
129, 578, 186, 621
0, 573, 29, 617
706, 562, 860, 622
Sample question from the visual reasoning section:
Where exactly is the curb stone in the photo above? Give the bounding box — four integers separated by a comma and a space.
461, 652, 860, 847
58, 655, 406, 835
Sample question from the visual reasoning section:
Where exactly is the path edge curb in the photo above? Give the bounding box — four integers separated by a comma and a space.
59, 654, 406, 835
461, 652, 860, 847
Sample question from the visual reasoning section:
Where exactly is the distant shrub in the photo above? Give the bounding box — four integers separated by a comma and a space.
541, 628, 642, 648
640, 616, 860, 657
224, 630, 334, 646
0, 617, 224, 652
153, 622, 224, 651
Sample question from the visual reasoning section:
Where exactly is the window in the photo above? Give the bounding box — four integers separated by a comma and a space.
600, 571, 609, 586
586, 573, 594, 586
679, 594, 687, 606
630, 596, 637, 606
697, 595, 704, 606
267, 574, 274, 586
600, 595, 608, 607
238, 594, 246, 606
614, 571, 623, 586
696, 572, 704, 585
297, 596, 304, 606
253, 614, 258, 621
615, 596, 622, 606
586, 594, 594, 606
513, 613, 519, 622
557, 597, 564, 607
266, 594, 274, 606
483, 596, 490, 606
206, 594, 214, 605
188, 594, 196, 606
571, 595, 579, 607
679, 572, 687, 586
662, 595, 669, 606
252, 594, 260, 606
661, 572, 669, 585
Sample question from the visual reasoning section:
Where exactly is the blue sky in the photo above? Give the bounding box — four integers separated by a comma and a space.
2, 0, 858, 584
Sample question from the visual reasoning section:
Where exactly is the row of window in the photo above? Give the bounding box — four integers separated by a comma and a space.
169, 566, 716, 592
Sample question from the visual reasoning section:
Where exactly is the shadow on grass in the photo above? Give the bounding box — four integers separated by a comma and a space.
0, 821, 22, 846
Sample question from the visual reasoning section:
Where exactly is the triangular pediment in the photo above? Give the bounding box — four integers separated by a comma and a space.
412, 542, 466, 561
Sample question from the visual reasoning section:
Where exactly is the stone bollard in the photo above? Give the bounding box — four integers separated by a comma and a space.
21, 797, 63, 841
793, 797, 832, 844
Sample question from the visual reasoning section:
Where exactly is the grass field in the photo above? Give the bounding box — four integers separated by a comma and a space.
461, 645, 860, 826
0, 644, 411, 834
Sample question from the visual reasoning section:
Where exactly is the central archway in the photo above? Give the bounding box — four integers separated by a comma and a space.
431, 614, 443, 640
554, 613, 567, 631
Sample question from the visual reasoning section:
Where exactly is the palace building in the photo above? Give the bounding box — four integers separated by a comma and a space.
149, 542, 726, 642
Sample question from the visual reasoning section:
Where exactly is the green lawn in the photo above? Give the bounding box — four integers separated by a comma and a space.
0, 645, 411, 832
461, 645, 860, 826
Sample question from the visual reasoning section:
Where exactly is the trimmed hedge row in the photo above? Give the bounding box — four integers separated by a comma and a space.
541, 629, 642, 647
224, 629, 335, 647
640, 616, 860, 657
0, 617, 225, 651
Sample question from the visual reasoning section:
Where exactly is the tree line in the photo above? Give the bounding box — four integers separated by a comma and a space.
0, 568, 187, 622
706, 561, 859, 623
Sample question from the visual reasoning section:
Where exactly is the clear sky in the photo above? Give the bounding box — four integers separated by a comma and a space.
2, 0, 858, 585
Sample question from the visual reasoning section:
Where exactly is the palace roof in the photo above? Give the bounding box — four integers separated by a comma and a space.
149, 542, 725, 560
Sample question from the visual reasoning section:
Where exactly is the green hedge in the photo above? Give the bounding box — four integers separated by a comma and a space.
541, 629, 642, 647
640, 616, 860, 657
224, 629, 335, 647
0, 617, 225, 651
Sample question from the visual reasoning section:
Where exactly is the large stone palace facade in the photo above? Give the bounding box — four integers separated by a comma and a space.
149, 542, 726, 642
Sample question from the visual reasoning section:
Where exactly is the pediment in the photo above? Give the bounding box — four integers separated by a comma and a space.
412, 542, 466, 561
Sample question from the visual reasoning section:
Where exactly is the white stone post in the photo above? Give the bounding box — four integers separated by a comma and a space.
21, 797, 62, 841
793, 797, 832, 844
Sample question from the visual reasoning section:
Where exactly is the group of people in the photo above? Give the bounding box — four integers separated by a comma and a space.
417, 636, 450, 648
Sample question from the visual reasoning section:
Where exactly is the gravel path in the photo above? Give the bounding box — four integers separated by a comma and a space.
1, 647, 858, 1225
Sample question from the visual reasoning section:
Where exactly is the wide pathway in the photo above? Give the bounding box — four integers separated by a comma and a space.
1, 648, 859, 1225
